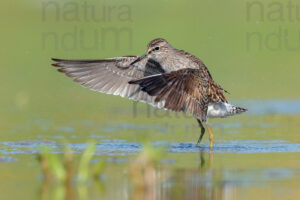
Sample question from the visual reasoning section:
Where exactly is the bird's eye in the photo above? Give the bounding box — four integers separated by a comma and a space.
154, 47, 160, 51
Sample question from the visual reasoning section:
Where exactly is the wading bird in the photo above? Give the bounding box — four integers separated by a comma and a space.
52, 38, 246, 148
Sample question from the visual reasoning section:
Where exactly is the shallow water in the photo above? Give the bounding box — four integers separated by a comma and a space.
233, 99, 300, 115
1, 139, 300, 156
1, 99, 300, 200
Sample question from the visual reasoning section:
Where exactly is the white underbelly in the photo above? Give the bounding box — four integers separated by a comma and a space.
207, 102, 235, 118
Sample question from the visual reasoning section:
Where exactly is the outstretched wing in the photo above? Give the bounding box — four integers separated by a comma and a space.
52, 57, 165, 108
129, 68, 227, 121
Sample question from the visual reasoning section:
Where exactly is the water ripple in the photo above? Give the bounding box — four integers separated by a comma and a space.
0, 140, 300, 158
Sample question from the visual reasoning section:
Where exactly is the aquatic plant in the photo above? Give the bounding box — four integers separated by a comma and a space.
36, 143, 105, 200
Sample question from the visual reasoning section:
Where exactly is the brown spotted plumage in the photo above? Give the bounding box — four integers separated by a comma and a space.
52, 38, 246, 148
129, 68, 226, 122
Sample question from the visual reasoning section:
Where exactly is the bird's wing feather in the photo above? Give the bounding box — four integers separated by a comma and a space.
129, 68, 227, 121
51, 57, 165, 108
183, 51, 229, 94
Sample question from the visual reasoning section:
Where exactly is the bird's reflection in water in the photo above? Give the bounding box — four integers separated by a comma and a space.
129, 150, 235, 200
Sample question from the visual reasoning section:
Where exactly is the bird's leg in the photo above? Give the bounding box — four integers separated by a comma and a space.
206, 123, 214, 149
196, 119, 205, 147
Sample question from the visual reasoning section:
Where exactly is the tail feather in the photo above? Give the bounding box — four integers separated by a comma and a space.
207, 102, 247, 118
232, 106, 247, 115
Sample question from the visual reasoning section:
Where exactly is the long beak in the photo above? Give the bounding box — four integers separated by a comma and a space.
130, 54, 147, 65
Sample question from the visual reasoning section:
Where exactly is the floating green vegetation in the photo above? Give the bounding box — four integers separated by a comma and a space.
36, 143, 105, 200
35, 141, 169, 200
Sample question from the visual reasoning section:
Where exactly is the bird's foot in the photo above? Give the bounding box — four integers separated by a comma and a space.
206, 124, 214, 149
196, 119, 205, 148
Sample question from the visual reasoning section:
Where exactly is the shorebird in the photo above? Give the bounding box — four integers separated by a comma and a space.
52, 38, 247, 148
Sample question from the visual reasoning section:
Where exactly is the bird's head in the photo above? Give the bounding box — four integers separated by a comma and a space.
130, 38, 172, 65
